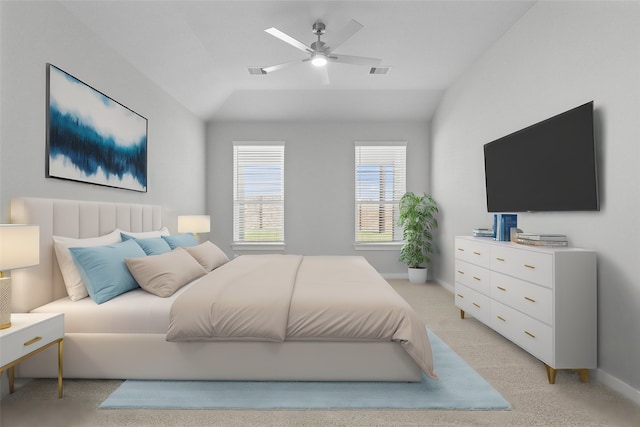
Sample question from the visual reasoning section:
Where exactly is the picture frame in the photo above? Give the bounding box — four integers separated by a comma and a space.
46, 64, 148, 192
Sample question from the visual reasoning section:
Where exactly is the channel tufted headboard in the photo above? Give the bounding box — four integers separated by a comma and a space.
10, 197, 162, 312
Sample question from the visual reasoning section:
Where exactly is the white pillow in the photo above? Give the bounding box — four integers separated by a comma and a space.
184, 241, 229, 272
125, 248, 206, 297
53, 229, 122, 301
119, 226, 170, 240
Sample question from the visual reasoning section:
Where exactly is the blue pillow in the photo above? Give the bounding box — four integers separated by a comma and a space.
132, 237, 172, 255
69, 239, 147, 304
162, 233, 198, 249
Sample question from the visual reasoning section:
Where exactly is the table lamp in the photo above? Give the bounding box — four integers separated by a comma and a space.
177, 215, 210, 239
0, 224, 40, 329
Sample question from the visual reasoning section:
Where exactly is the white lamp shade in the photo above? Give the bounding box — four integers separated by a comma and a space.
0, 225, 40, 271
178, 215, 210, 234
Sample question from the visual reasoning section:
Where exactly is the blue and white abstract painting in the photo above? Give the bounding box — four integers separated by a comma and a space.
47, 65, 147, 192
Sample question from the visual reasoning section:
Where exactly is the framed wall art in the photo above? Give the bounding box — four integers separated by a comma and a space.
46, 64, 148, 192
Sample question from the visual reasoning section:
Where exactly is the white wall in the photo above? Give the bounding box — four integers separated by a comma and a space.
206, 121, 431, 275
431, 1, 640, 398
0, 1, 207, 230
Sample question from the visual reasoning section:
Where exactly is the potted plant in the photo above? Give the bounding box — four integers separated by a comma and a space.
398, 192, 439, 283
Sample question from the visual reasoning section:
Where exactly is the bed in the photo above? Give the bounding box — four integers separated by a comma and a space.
10, 197, 436, 382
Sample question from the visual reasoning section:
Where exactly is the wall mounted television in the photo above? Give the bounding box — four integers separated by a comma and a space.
484, 101, 599, 213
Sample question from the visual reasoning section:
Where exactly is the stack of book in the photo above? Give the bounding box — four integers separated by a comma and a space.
472, 228, 494, 237
516, 233, 568, 247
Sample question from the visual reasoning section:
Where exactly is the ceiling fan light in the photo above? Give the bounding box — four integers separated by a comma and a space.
311, 53, 328, 67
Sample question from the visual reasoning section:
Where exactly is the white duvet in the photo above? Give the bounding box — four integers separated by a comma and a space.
167, 254, 437, 379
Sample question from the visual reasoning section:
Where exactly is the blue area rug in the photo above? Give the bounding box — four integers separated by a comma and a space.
100, 330, 510, 410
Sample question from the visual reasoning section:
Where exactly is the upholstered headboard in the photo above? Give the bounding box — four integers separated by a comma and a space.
10, 197, 162, 312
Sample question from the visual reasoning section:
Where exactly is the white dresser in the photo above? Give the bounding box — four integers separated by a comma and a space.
454, 236, 596, 383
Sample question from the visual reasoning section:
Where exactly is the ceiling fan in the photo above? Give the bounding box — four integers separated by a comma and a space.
254, 19, 383, 84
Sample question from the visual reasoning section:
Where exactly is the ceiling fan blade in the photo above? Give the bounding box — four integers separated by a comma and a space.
261, 59, 305, 74
330, 54, 381, 67
329, 19, 364, 52
265, 27, 313, 54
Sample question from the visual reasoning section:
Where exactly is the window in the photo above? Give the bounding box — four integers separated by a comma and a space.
233, 142, 285, 243
355, 142, 406, 243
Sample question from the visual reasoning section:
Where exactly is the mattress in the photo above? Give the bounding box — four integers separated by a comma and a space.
31, 278, 201, 334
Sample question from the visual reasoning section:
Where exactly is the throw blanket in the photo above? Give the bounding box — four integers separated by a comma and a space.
167, 255, 437, 379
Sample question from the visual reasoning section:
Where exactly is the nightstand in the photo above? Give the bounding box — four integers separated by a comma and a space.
0, 313, 64, 398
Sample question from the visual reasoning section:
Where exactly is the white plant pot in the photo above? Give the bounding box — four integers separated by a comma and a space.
408, 267, 427, 284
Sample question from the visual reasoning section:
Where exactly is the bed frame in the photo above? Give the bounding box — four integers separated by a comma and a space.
10, 197, 422, 381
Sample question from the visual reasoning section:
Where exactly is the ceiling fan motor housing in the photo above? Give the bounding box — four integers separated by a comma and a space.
312, 21, 326, 35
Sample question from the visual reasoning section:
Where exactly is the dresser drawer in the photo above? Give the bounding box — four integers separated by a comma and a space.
491, 300, 552, 364
491, 271, 553, 325
454, 238, 490, 268
455, 260, 491, 296
0, 314, 64, 367
455, 283, 491, 324
491, 245, 553, 288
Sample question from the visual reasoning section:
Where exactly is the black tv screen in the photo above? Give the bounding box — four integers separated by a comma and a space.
484, 102, 599, 212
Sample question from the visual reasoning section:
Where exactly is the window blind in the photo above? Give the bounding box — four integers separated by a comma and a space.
355, 142, 406, 242
233, 142, 285, 243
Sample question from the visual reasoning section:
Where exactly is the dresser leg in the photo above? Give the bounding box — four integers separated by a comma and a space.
545, 365, 589, 384
578, 369, 589, 383
460, 309, 465, 319
545, 364, 557, 384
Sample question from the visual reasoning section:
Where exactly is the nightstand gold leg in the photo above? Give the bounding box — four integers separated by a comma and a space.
8, 366, 14, 393
460, 309, 465, 319
58, 338, 64, 398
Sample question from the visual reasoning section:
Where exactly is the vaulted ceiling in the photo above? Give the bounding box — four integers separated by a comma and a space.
62, 1, 535, 122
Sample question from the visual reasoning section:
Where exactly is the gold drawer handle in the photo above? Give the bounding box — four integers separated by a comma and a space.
473, 276, 481, 281
457, 293, 464, 298
457, 270, 465, 275
497, 315, 506, 322
524, 296, 536, 303
496, 257, 505, 262
524, 264, 536, 269
473, 251, 481, 255
524, 331, 536, 339
457, 248, 465, 252
497, 286, 506, 291
472, 303, 480, 308
24, 336, 42, 347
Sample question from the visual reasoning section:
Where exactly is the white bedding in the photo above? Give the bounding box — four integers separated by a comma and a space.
31, 280, 200, 334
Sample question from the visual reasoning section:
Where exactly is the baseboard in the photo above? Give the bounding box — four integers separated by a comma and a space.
434, 278, 454, 293
593, 368, 640, 406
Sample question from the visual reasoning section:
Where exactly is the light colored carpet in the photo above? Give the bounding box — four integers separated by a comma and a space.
2, 280, 639, 426
99, 330, 510, 410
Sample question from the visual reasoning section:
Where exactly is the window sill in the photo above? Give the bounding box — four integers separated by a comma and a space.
353, 242, 403, 251
231, 242, 286, 252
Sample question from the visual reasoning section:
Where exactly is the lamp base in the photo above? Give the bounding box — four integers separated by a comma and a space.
0, 277, 12, 329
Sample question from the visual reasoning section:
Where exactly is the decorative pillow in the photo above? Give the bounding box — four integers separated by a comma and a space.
184, 241, 230, 272
162, 233, 198, 249
53, 229, 122, 301
69, 239, 147, 304
120, 226, 170, 241
131, 237, 172, 255
125, 248, 206, 298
